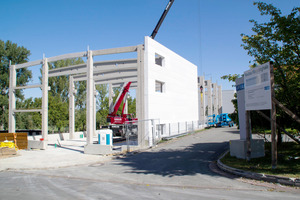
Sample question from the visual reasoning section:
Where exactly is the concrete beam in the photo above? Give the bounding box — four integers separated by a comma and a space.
14, 109, 42, 113
94, 77, 137, 85
47, 51, 87, 63
14, 84, 42, 90
92, 46, 138, 56
48, 59, 137, 78
15, 60, 43, 69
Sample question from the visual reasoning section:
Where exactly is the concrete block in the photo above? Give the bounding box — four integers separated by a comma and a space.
230, 139, 265, 159
121, 145, 140, 152
84, 144, 112, 155
28, 140, 47, 150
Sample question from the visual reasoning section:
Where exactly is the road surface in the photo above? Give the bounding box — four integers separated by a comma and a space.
0, 127, 299, 199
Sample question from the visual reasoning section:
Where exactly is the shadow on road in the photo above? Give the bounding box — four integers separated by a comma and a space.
116, 142, 229, 177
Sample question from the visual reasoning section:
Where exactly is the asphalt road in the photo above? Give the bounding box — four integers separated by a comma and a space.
1, 127, 299, 199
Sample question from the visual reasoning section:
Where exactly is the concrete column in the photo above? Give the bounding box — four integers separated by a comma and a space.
8, 63, 16, 133
94, 83, 97, 136
124, 94, 128, 114
137, 44, 145, 147
206, 80, 212, 116
108, 84, 114, 113
198, 76, 205, 124
236, 77, 247, 140
213, 83, 218, 115
42, 58, 49, 149
86, 50, 94, 144
218, 85, 222, 114
69, 76, 75, 139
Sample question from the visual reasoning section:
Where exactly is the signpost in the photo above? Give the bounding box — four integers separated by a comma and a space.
244, 62, 272, 111
243, 62, 277, 168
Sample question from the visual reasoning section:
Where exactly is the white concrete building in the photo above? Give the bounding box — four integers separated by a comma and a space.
222, 90, 235, 114
144, 37, 199, 138
9, 36, 199, 151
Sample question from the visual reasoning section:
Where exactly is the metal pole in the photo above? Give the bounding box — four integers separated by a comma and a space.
270, 63, 277, 169
245, 110, 251, 161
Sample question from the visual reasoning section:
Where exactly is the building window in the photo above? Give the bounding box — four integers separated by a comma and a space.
155, 53, 165, 67
155, 81, 165, 93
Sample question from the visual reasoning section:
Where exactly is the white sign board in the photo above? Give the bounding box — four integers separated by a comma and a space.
244, 62, 271, 110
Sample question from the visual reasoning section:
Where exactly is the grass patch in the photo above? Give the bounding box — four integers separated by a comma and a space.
221, 142, 300, 178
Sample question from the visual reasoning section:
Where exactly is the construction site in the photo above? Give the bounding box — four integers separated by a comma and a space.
0, 0, 238, 157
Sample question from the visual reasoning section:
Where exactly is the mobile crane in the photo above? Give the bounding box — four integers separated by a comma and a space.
150, 0, 174, 39
106, 82, 137, 137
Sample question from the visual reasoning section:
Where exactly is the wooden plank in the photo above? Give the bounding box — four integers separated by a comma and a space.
0, 133, 28, 149
273, 98, 300, 125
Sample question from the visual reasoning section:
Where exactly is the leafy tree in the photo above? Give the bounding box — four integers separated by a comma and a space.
223, 2, 300, 137
241, 2, 300, 131
15, 97, 42, 130
96, 84, 109, 129
45, 58, 85, 132
48, 94, 68, 132
47, 58, 84, 102
0, 40, 32, 129
75, 109, 86, 131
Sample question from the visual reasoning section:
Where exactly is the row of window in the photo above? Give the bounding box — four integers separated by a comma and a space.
155, 53, 165, 93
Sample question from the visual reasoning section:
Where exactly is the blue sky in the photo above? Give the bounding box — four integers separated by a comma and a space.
1, 0, 299, 98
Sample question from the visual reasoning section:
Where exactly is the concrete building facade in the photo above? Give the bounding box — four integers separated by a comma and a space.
144, 37, 199, 139
9, 36, 199, 151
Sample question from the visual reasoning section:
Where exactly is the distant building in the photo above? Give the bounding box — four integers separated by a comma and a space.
222, 90, 235, 114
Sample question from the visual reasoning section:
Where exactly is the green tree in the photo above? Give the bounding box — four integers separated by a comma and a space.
48, 94, 68, 132
241, 2, 300, 131
15, 97, 42, 130
96, 84, 109, 129
223, 2, 300, 135
47, 58, 84, 102
0, 40, 32, 129
45, 58, 84, 131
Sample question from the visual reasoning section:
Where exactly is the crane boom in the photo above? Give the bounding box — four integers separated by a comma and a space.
109, 82, 131, 116
150, 0, 174, 39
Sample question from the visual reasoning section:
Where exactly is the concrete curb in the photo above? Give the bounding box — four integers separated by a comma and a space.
217, 150, 300, 187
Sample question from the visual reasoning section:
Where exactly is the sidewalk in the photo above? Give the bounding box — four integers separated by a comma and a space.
217, 150, 300, 187
0, 139, 115, 171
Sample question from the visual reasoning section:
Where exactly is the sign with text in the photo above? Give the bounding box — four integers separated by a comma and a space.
244, 62, 271, 110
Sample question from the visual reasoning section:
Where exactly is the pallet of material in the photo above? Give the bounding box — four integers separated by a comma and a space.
0, 133, 28, 150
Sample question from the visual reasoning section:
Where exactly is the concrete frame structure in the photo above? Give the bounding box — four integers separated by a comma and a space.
9, 36, 199, 151
9, 45, 142, 150
198, 77, 223, 124
198, 76, 205, 125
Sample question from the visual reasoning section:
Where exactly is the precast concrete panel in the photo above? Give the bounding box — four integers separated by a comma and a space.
198, 76, 205, 125
206, 80, 212, 116
144, 36, 198, 126
218, 85, 222, 114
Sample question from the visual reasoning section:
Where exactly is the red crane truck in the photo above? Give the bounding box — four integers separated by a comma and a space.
106, 82, 137, 137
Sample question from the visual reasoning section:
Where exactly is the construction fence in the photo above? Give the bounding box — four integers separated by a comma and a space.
123, 119, 206, 147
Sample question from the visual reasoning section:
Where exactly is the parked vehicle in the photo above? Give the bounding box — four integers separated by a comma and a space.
207, 113, 234, 127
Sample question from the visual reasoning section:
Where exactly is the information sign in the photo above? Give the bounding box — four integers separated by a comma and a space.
244, 62, 271, 110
